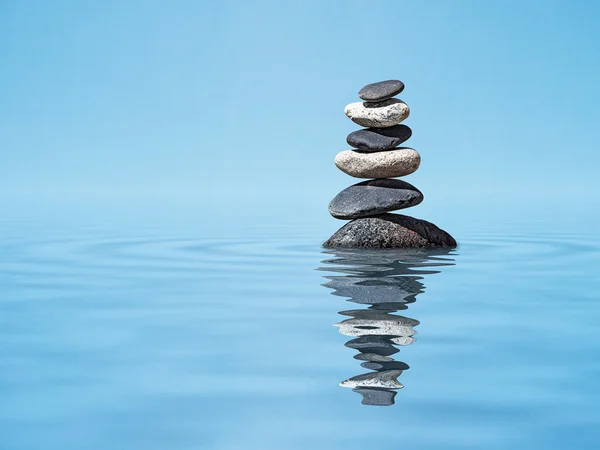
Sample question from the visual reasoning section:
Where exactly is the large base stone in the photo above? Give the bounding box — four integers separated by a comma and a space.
323, 213, 457, 248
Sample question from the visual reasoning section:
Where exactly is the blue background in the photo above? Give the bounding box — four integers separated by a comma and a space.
2, 3, 600, 449
2, 0, 599, 232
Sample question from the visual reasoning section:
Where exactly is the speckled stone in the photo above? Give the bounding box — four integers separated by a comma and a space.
323, 213, 457, 248
358, 80, 405, 102
339, 370, 403, 389
334, 316, 419, 337
347, 125, 412, 152
334, 147, 420, 179
344, 98, 409, 128
328, 179, 423, 220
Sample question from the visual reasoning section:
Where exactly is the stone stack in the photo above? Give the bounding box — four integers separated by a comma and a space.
324, 79, 456, 248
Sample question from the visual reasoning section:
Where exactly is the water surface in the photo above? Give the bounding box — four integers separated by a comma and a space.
1, 215, 599, 449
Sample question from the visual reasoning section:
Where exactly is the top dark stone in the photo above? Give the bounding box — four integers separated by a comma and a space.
358, 80, 405, 102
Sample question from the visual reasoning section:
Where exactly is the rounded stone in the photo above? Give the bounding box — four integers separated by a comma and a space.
340, 370, 403, 389
354, 353, 394, 362
345, 336, 399, 356
360, 361, 410, 371
347, 125, 412, 152
344, 99, 409, 128
358, 79, 405, 102
323, 213, 457, 248
328, 179, 423, 220
334, 148, 420, 179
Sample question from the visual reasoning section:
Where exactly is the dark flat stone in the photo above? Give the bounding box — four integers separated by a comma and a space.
345, 336, 399, 356
324, 213, 457, 248
347, 125, 412, 152
360, 361, 410, 371
358, 80, 405, 102
328, 179, 423, 220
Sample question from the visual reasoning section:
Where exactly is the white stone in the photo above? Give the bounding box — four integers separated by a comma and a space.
334, 317, 418, 338
339, 370, 404, 389
334, 148, 420, 179
344, 98, 410, 127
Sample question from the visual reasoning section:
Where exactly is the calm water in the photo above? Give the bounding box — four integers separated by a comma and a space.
1, 212, 600, 449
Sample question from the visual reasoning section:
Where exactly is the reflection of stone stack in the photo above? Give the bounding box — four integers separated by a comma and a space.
324, 80, 457, 249
320, 248, 456, 406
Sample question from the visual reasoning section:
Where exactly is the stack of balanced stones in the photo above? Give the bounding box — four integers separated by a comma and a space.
324, 79, 456, 248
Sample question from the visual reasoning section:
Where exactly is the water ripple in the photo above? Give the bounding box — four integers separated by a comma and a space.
1, 223, 600, 447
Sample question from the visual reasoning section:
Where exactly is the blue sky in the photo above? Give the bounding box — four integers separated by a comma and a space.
1, 0, 599, 226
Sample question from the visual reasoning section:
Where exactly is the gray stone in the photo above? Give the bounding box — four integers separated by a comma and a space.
354, 353, 394, 362
334, 148, 420, 179
324, 213, 457, 248
338, 309, 413, 321
358, 79, 405, 102
344, 99, 409, 128
328, 179, 423, 220
345, 336, 399, 356
347, 125, 412, 152
353, 388, 397, 406
322, 275, 423, 305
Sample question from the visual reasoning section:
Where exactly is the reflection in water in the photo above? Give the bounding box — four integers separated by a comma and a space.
320, 248, 456, 406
